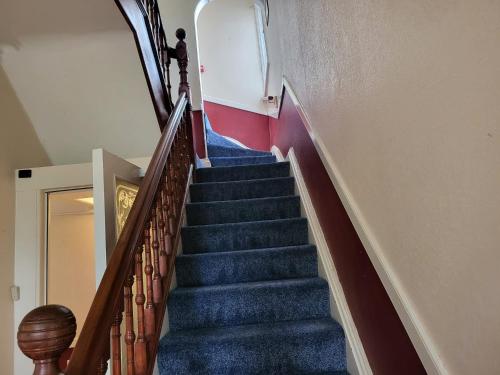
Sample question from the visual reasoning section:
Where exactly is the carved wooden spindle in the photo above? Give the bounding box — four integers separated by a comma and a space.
111, 302, 123, 375
143, 223, 156, 340
167, 155, 178, 232
134, 246, 147, 375
150, 206, 162, 304
124, 271, 136, 375
156, 192, 168, 277
161, 176, 173, 257
17, 305, 76, 375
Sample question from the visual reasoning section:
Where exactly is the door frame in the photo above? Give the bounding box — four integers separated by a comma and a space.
13, 155, 149, 375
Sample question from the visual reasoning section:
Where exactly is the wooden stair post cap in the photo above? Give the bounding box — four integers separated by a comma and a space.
18, 305, 76, 374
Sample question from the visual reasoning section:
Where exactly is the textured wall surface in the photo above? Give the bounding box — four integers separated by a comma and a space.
270, 90, 425, 374
197, 0, 268, 115
267, 1, 500, 374
0, 67, 51, 375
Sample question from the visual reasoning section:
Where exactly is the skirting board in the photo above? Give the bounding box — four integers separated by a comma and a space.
272, 146, 372, 375
204, 95, 269, 116
277, 77, 446, 375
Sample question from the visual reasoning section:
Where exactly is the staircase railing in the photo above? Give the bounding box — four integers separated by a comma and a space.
16, 1, 196, 374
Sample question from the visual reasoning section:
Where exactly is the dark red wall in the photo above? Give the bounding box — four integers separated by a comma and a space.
203, 101, 270, 151
269, 89, 426, 374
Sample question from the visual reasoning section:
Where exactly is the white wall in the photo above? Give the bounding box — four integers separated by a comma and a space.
266, 1, 500, 374
0, 67, 51, 375
197, 0, 268, 115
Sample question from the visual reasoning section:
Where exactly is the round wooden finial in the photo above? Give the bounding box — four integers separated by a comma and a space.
18, 305, 76, 375
176, 28, 186, 41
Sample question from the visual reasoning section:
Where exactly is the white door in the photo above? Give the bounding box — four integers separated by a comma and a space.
92, 149, 142, 285
13, 150, 148, 375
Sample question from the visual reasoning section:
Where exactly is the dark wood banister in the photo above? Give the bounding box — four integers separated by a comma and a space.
65, 92, 188, 374
17, 0, 196, 374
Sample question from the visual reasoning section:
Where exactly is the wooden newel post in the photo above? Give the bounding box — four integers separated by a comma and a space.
175, 28, 196, 168
17, 305, 76, 375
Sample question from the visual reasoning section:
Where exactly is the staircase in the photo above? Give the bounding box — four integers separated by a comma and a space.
158, 139, 348, 374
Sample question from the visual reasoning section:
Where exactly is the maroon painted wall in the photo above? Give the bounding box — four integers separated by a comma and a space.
269, 89, 426, 374
203, 101, 270, 151
192, 110, 206, 158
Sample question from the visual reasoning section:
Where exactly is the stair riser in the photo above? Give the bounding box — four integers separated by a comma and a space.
159, 328, 346, 374
207, 144, 272, 157
168, 280, 330, 331
176, 246, 318, 287
181, 218, 308, 254
196, 162, 290, 183
210, 155, 277, 167
190, 177, 295, 203
186, 196, 301, 226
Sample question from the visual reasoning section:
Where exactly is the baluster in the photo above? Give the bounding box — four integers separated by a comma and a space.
111, 302, 123, 375
97, 356, 109, 375
144, 223, 156, 340
156, 190, 168, 277
124, 271, 136, 375
175, 28, 196, 168
134, 246, 148, 374
162, 174, 174, 258
167, 154, 178, 233
150, 206, 162, 304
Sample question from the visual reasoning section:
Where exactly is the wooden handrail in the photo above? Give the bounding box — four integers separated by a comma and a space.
65, 92, 189, 374
17, 0, 196, 373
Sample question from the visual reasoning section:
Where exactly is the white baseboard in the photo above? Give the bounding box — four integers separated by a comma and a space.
270, 145, 284, 161
280, 77, 446, 375
286, 148, 372, 375
203, 95, 268, 116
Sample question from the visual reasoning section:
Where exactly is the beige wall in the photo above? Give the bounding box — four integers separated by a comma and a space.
159, 0, 203, 110
267, 1, 500, 374
47, 212, 95, 344
197, 0, 268, 115
0, 67, 50, 375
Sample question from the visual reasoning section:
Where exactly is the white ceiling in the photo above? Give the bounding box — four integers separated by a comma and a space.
0, 0, 160, 165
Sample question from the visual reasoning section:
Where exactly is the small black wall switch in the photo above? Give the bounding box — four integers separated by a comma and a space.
18, 170, 32, 179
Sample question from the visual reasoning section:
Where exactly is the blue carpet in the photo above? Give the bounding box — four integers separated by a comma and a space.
158, 130, 347, 374
186, 196, 301, 226
210, 155, 277, 167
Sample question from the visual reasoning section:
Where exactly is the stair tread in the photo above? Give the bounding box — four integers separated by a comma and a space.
210, 155, 277, 167
171, 276, 327, 295
177, 244, 316, 260
191, 175, 294, 188
187, 194, 299, 207
186, 195, 301, 225
159, 318, 346, 374
162, 317, 343, 344
184, 216, 307, 230
181, 217, 309, 254
196, 162, 290, 183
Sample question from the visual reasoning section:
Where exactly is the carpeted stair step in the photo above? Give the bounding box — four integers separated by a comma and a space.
186, 195, 301, 226
159, 318, 346, 374
182, 218, 308, 254
190, 177, 295, 203
210, 155, 277, 167
175, 245, 318, 287
168, 277, 330, 331
196, 162, 290, 183
207, 144, 273, 157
